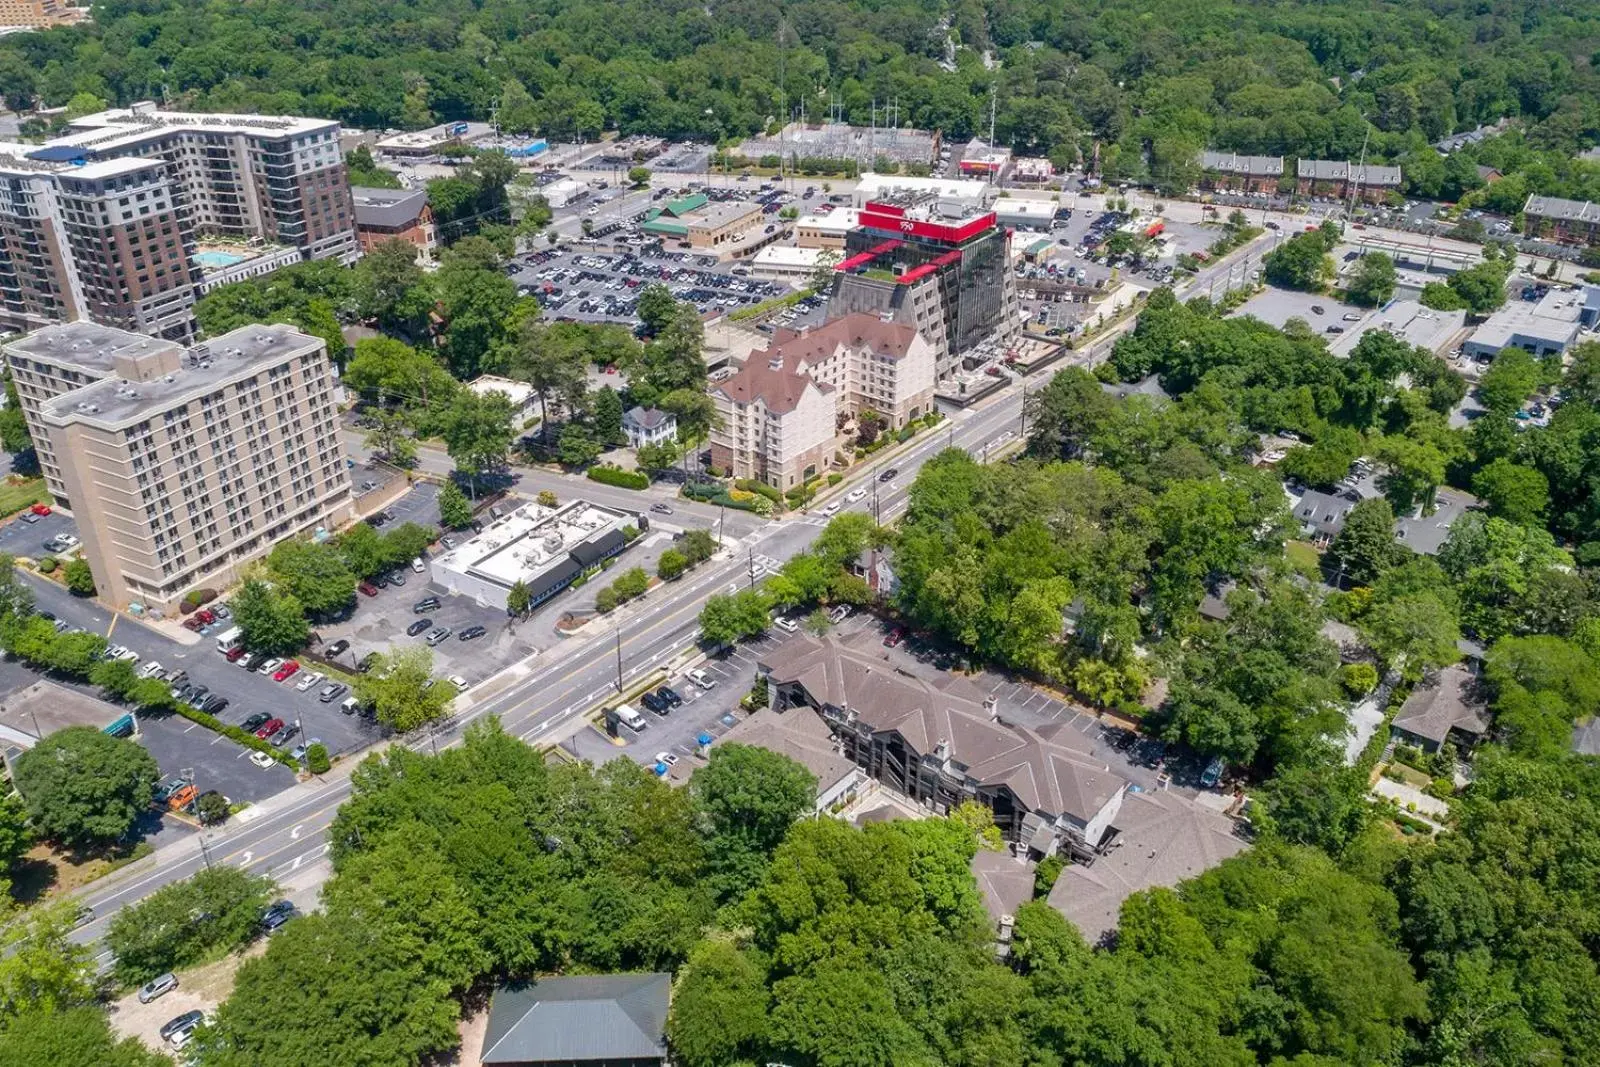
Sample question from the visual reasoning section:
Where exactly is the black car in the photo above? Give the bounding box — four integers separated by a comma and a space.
160, 1010, 205, 1041
358, 652, 381, 673
374, 574, 390, 588
640, 691, 669, 715
261, 900, 298, 934
413, 597, 441, 614
657, 685, 683, 707
878, 467, 899, 483
458, 625, 486, 641
201, 695, 229, 715
406, 618, 432, 637
324, 639, 350, 658
240, 712, 270, 732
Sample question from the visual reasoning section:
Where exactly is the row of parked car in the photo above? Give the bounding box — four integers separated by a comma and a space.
140, 901, 299, 1048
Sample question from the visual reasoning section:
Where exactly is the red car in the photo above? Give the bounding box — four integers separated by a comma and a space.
884, 628, 905, 648
254, 717, 284, 739
194, 609, 215, 625
29, 503, 51, 516
358, 581, 379, 597
224, 646, 247, 663
272, 660, 300, 682
182, 616, 205, 632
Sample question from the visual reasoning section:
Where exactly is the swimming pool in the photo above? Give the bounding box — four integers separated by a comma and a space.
194, 249, 248, 269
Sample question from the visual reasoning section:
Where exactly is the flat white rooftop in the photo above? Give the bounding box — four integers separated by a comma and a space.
437, 498, 631, 590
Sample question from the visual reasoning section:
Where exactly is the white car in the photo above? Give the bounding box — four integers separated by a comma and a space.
448, 675, 470, 693
410, 557, 425, 573
654, 752, 679, 767
773, 616, 798, 633
137, 661, 165, 680
846, 488, 867, 503
248, 750, 276, 769
829, 604, 853, 624
821, 502, 842, 517
55, 533, 79, 549
294, 671, 325, 692
687, 667, 717, 691
256, 657, 283, 676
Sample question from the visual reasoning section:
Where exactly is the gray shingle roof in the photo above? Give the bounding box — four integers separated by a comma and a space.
1390, 665, 1488, 746
480, 973, 670, 1065
1524, 195, 1600, 224
1199, 150, 1283, 177
350, 186, 429, 229
624, 406, 673, 431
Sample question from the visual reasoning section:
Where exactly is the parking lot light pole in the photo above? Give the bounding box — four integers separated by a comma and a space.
614, 626, 624, 692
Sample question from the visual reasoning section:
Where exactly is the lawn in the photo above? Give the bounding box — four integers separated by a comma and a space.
0, 476, 48, 519
1284, 540, 1322, 580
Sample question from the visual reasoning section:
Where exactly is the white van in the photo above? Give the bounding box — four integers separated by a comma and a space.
215, 626, 244, 654
614, 704, 647, 732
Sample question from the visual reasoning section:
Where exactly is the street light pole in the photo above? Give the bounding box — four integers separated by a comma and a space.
717, 504, 726, 547
613, 626, 624, 692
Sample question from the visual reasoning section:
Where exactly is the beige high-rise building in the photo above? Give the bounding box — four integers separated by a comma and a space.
3, 322, 354, 611
0, 0, 84, 29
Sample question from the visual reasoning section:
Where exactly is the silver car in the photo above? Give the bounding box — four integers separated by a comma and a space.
138, 972, 178, 1003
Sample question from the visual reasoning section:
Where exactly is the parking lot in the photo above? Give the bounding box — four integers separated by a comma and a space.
509, 244, 791, 327
0, 507, 79, 560
1229, 285, 1366, 337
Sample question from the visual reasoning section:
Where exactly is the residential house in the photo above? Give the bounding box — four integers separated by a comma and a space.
350, 186, 436, 257
479, 974, 669, 1067
1292, 489, 1358, 546
1389, 664, 1489, 754
1198, 151, 1284, 194
622, 406, 676, 449
759, 633, 1128, 858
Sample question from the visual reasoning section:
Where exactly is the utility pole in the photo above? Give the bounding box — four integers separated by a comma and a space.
1019, 381, 1029, 439
717, 504, 726, 547
613, 626, 624, 692
748, 547, 757, 588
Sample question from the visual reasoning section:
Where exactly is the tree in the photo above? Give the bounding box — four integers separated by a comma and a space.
0, 1006, 168, 1067
362, 409, 418, 469
627, 165, 652, 186
498, 78, 540, 134
681, 528, 718, 565
0, 791, 31, 874
592, 386, 625, 446
557, 423, 602, 467
1472, 459, 1550, 526
1419, 281, 1467, 311
658, 548, 688, 580
354, 645, 454, 731
196, 914, 460, 1067
1374, 434, 1446, 514
12, 727, 159, 848
344, 338, 456, 409
107, 866, 276, 985
691, 743, 816, 899
1561, 340, 1600, 404
1346, 252, 1397, 306
1263, 227, 1336, 291
512, 321, 590, 442
1326, 497, 1404, 584
803, 607, 831, 636
1446, 259, 1511, 314
267, 539, 357, 618
232, 579, 310, 656
0, 552, 33, 621
437, 480, 474, 529
667, 941, 771, 1067
62, 558, 94, 597
699, 590, 771, 646
1026, 367, 1114, 460
635, 439, 681, 472
1477, 347, 1539, 414
1280, 428, 1363, 489
437, 389, 514, 495
505, 580, 533, 618
636, 284, 678, 336
354, 242, 434, 336
1360, 591, 1461, 678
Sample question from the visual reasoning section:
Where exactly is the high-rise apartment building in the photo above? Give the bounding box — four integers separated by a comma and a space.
0, 102, 359, 338
827, 191, 1018, 378
0, 0, 84, 29
3, 322, 354, 611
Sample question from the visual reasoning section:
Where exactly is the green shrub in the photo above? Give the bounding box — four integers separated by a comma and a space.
170, 702, 291, 765
826, 473, 843, 487
595, 586, 620, 613
621, 524, 640, 541
658, 548, 688, 581
1339, 662, 1379, 697
586, 465, 650, 490
733, 479, 782, 503
37, 557, 57, 574
895, 426, 914, 443
306, 743, 331, 774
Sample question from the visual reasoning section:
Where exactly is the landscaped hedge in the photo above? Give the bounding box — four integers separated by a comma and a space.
733, 479, 782, 504
178, 588, 218, 614
587, 465, 649, 490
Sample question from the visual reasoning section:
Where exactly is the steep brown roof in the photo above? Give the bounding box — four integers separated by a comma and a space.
970, 851, 1035, 924
1047, 790, 1248, 945
698, 706, 856, 794
768, 312, 922, 366
711, 355, 832, 414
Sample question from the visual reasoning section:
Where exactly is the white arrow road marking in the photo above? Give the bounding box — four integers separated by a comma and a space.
289, 825, 302, 841
240, 850, 254, 865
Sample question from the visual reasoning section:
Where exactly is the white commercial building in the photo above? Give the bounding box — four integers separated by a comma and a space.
993, 197, 1058, 231
794, 208, 860, 249
467, 374, 538, 415
852, 173, 993, 212
1462, 288, 1587, 361
429, 498, 638, 611
750, 245, 832, 283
